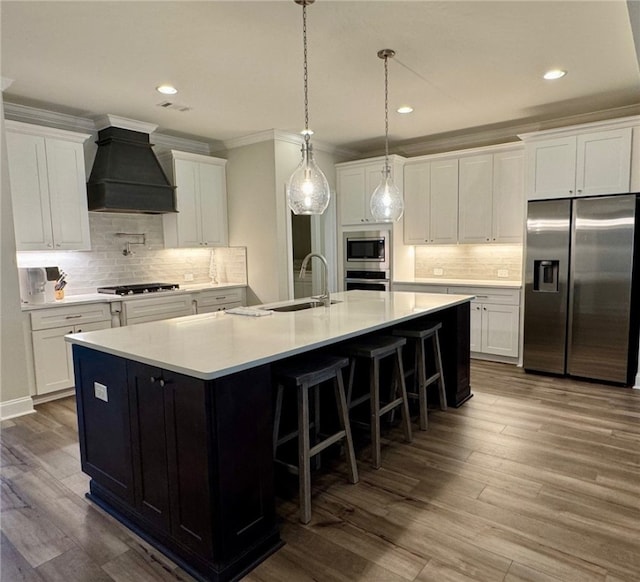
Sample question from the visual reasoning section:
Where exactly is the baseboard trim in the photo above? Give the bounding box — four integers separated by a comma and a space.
32, 388, 75, 406
0, 396, 35, 420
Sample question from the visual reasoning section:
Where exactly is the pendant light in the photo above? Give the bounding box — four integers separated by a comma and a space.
370, 49, 404, 223
287, 0, 330, 215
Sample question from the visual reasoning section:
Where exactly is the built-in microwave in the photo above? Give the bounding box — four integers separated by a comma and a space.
343, 230, 390, 271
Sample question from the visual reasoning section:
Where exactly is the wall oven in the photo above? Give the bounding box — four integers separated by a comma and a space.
345, 270, 390, 291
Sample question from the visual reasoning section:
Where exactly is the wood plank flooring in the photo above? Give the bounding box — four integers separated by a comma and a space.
2, 361, 639, 581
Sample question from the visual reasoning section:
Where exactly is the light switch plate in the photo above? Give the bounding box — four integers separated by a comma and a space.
433, 268, 444, 276
497, 269, 509, 278
94, 382, 108, 402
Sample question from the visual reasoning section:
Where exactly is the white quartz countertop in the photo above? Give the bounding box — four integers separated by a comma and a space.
394, 278, 522, 289
66, 290, 473, 380
21, 283, 246, 311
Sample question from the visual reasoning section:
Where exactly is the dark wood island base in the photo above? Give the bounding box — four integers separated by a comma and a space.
71, 297, 471, 581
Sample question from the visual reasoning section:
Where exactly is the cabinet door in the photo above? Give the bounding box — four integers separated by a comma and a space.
469, 302, 482, 352
46, 138, 91, 250
365, 164, 385, 222
403, 162, 430, 244
32, 326, 75, 394
173, 159, 202, 247
338, 166, 366, 225
493, 150, 524, 242
199, 161, 228, 246
164, 372, 213, 559
575, 128, 632, 196
430, 159, 459, 243
481, 304, 519, 357
6, 131, 54, 250
526, 137, 577, 200
458, 155, 493, 243
128, 362, 172, 530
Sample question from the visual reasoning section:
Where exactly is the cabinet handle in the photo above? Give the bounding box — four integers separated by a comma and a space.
159, 379, 165, 387
215, 296, 227, 300
56, 243, 61, 247
47, 243, 53, 248
483, 307, 487, 311
65, 315, 83, 319
204, 241, 209, 246
577, 189, 582, 194
150, 376, 157, 383
569, 189, 573, 194
486, 238, 490, 242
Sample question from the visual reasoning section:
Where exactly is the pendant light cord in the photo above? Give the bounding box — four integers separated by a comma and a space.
383, 53, 389, 167
302, 2, 310, 144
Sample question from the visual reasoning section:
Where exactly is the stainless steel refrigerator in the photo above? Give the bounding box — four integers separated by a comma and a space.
523, 194, 640, 385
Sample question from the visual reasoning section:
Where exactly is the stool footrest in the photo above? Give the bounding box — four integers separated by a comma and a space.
349, 393, 370, 409
309, 430, 346, 457
424, 372, 441, 388
379, 397, 404, 417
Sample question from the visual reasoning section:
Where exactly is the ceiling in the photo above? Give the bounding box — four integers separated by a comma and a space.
2, 1, 640, 155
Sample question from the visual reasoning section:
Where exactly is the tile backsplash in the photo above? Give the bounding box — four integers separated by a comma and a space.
414, 244, 523, 281
17, 213, 247, 296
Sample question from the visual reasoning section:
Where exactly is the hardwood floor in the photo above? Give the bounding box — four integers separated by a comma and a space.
2, 361, 639, 581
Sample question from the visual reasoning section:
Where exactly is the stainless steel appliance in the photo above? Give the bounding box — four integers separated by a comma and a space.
97, 282, 179, 296
344, 230, 389, 270
523, 194, 640, 385
343, 230, 390, 291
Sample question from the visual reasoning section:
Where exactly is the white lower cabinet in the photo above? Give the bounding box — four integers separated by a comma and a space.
30, 304, 111, 395
453, 287, 520, 359
121, 294, 194, 325
194, 287, 246, 313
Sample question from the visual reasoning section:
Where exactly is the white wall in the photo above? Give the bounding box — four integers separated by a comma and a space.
226, 140, 278, 305
0, 82, 34, 418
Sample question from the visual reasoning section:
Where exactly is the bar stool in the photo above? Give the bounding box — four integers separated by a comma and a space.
340, 335, 412, 469
273, 354, 358, 524
393, 322, 447, 430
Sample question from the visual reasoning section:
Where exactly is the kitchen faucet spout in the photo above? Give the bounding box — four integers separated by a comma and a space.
299, 253, 330, 307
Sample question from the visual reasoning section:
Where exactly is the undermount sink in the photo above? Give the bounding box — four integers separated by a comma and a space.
266, 300, 341, 313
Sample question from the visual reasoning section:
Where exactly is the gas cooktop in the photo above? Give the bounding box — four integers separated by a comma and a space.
97, 283, 180, 296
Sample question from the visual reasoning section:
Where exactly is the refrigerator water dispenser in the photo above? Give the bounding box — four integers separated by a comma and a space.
533, 260, 559, 293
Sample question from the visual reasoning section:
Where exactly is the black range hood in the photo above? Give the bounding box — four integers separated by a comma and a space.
87, 119, 176, 214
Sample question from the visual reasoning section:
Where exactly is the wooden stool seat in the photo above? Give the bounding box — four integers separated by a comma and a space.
339, 335, 412, 469
393, 322, 447, 431
273, 354, 358, 524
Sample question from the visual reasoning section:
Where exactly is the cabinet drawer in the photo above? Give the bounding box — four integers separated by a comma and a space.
196, 288, 245, 310
447, 287, 520, 305
392, 283, 448, 294
31, 303, 111, 330
122, 294, 194, 325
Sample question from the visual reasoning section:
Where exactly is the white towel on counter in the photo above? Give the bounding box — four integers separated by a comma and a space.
225, 307, 273, 317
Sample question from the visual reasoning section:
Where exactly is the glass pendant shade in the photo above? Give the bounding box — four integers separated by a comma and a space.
287, 142, 330, 215
370, 165, 403, 222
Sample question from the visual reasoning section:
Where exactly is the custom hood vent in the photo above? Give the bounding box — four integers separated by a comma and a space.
87, 115, 176, 214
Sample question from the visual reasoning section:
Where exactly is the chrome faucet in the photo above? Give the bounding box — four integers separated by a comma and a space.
299, 252, 330, 307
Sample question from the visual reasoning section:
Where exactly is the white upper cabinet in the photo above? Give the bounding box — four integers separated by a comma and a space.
404, 158, 458, 245
405, 146, 523, 245
337, 155, 405, 226
492, 150, 525, 243
429, 159, 459, 244
458, 154, 493, 243
6, 121, 91, 251
162, 151, 228, 248
525, 126, 632, 200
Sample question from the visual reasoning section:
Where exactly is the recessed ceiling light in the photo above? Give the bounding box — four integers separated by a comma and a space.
156, 85, 178, 95
543, 69, 567, 80
397, 106, 413, 114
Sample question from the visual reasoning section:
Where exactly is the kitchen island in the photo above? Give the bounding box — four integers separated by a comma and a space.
67, 290, 473, 582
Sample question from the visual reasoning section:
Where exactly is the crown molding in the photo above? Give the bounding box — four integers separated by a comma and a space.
518, 114, 640, 141
93, 114, 158, 133
5, 120, 91, 142
1, 78, 14, 92
380, 104, 640, 158
3, 102, 96, 133
223, 128, 358, 158
152, 133, 214, 156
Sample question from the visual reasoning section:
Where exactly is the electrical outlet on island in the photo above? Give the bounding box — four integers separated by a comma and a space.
497, 269, 509, 278
184, 273, 194, 281
433, 268, 444, 276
